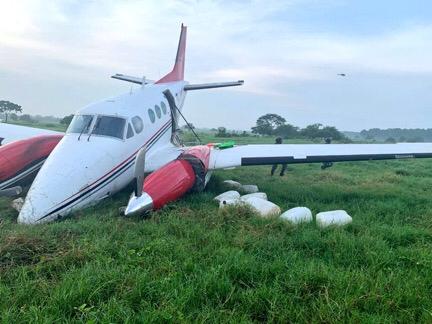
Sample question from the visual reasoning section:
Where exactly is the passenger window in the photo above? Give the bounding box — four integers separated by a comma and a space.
126, 123, 134, 139
155, 105, 161, 118
132, 116, 143, 133
161, 101, 167, 114
148, 109, 156, 123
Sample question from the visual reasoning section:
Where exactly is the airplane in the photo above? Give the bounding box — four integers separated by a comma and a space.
1, 24, 432, 225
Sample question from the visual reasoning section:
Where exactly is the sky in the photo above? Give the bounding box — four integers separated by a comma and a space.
0, 0, 431, 131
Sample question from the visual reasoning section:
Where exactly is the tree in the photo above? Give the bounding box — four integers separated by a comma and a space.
300, 123, 323, 139
61, 114, 74, 125
300, 123, 347, 141
216, 127, 227, 137
251, 114, 286, 135
274, 124, 299, 139
0, 100, 22, 122
19, 114, 34, 123
385, 137, 397, 144
407, 136, 424, 143
320, 126, 346, 141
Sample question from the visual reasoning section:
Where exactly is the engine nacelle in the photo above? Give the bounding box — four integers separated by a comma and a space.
124, 145, 211, 215
0, 135, 63, 190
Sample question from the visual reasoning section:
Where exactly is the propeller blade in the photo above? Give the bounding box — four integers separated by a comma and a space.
0, 186, 22, 197
134, 146, 146, 197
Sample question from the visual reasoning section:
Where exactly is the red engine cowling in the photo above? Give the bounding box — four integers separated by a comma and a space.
144, 159, 196, 209
125, 145, 211, 215
0, 135, 63, 189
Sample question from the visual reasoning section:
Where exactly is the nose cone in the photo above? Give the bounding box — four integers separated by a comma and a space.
17, 152, 94, 224
18, 136, 130, 224
18, 185, 63, 224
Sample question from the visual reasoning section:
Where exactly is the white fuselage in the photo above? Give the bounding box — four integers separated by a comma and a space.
18, 82, 186, 224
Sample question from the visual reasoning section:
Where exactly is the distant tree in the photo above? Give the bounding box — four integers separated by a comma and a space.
241, 131, 249, 137
216, 127, 227, 137
385, 137, 397, 143
180, 123, 195, 131
251, 114, 286, 135
9, 113, 18, 120
0, 100, 22, 122
300, 123, 323, 139
19, 114, 34, 123
300, 123, 347, 141
320, 126, 346, 141
60, 114, 74, 126
360, 128, 432, 142
274, 124, 299, 139
407, 136, 424, 143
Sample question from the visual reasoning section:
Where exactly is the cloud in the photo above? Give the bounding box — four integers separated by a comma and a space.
2, 1, 432, 81
0, 0, 431, 130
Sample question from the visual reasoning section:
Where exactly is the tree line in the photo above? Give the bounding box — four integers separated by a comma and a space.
360, 128, 432, 143
250, 113, 348, 141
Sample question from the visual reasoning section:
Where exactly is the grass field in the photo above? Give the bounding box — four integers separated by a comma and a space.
1, 134, 432, 322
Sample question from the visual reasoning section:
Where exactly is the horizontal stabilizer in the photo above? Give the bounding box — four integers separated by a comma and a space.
184, 80, 244, 91
111, 74, 153, 85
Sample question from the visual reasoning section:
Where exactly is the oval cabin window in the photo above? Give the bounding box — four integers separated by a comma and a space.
155, 105, 161, 119
148, 109, 156, 123
161, 101, 167, 114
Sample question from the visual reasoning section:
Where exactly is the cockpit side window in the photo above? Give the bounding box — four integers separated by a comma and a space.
67, 115, 94, 134
126, 123, 134, 139
132, 116, 143, 133
92, 116, 126, 139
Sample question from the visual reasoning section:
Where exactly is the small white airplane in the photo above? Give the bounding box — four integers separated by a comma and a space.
1, 24, 432, 225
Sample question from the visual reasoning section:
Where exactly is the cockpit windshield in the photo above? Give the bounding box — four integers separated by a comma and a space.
67, 115, 94, 134
91, 116, 126, 139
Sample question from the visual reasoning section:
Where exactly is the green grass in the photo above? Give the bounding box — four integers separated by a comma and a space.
1, 129, 432, 322
4, 120, 67, 132
1, 157, 432, 322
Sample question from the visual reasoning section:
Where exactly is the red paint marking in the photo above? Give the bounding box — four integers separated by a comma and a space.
0, 135, 63, 181
155, 25, 187, 84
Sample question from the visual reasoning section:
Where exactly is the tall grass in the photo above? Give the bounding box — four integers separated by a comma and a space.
1, 157, 432, 322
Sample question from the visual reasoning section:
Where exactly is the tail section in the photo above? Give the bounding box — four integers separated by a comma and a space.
156, 24, 187, 84
111, 24, 244, 91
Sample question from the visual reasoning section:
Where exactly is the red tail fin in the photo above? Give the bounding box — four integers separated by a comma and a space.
156, 24, 187, 84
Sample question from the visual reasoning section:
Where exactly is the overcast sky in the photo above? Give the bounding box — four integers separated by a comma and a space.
1, 0, 431, 131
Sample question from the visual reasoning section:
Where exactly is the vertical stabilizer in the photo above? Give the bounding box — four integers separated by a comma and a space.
156, 24, 187, 84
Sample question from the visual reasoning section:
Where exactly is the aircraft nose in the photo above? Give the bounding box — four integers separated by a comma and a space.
16, 135, 132, 224
18, 188, 56, 224
17, 162, 101, 224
